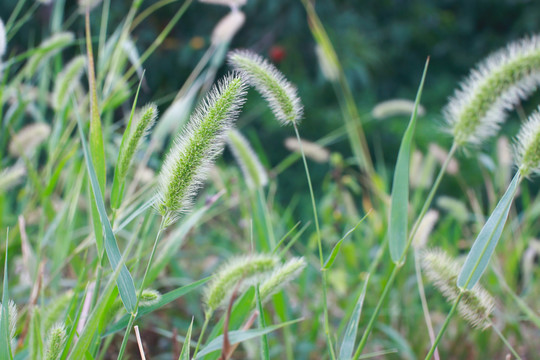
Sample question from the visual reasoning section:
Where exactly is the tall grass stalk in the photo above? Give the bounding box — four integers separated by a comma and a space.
354, 141, 458, 357
293, 124, 336, 360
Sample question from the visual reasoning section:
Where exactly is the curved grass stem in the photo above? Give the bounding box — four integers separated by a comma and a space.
116, 216, 167, 360
293, 124, 336, 360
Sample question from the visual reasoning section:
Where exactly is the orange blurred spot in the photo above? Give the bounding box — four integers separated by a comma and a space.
190, 36, 206, 50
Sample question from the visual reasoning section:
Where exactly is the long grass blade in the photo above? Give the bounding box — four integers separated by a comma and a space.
457, 171, 521, 289
195, 318, 303, 359
75, 101, 137, 313
179, 318, 194, 360
1, 236, 13, 360
338, 274, 370, 360
104, 277, 209, 336
388, 58, 429, 264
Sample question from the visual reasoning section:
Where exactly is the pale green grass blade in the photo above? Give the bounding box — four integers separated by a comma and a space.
104, 277, 209, 336
255, 286, 270, 360
458, 171, 521, 289
86, 12, 107, 254
1, 238, 13, 360
377, 324, 415, 360
195, 319, 303, 359
179, 318, 194, 360
75, 104, 137, 313
389, 58, 429, 263
338, 274, 370, 360
324, 213, 370, 270
111, 73, 145, 209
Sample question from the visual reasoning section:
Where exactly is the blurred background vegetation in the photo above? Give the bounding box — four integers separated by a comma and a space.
1, 1, 540, 358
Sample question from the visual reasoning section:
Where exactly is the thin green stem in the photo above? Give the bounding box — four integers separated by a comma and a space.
490, 320, 522, 360
353, 142, 458, 357
424, 292, 463, 360
293, 124, 336, 360
116, 216, 167, 360
257, 187, 276, 250
193, 312, 211, 359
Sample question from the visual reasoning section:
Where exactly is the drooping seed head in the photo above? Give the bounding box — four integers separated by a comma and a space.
156, 74, 246, 225
203, 253, 279, 312
371, 99, 426, 120
211, 10, 245, 45
117, 103, 158, 182
227, 129, 268, 189
284, 137, 330, 163
199, 0, 247, 9
52, 55, 86, 111
78, 0, 103, 12
445, 35, 540, 147
314, 44, 339, 82
0, 17, 6, 59
515, 109, 540, 177
25, 32, 74, 78
9, 123, 51, 157
45, 322, 67, 360
259, 257, 306, 302
421, 249, 495, 330
228, 49, 303, 126
0, 164, 26, 192
412, 210, 439, 249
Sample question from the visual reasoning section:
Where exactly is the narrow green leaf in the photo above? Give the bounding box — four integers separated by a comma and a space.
103, 277, 209, 336
86, 12, 106, 254
338, 274, 370, 360
389, 58, 430, 263
179, 318, 194, 360
255, 286, 270, 360
1, 236, 13, 360
195, 318, 303, 359
324, 213, 370, 270
111, 73, 145, 209
75, 103, 137, 313
457, 171, 521, 289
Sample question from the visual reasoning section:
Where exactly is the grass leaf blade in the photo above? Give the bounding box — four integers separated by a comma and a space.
179, 318, 194, 360
389, 58, 430, 263
457, 171, 521, 289
1, 236, 13, 360
75, 101, 137, 313
324, 213, 370, 270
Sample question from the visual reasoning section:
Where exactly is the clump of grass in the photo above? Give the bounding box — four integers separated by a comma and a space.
156, 74, 246, 225
445, 35, 540, 146
228, 49, 303, 125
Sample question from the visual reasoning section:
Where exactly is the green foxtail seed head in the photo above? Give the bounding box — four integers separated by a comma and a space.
228, 49, 303, 125
199, 0, 246, 9
421, 249, 495, 330
371, 99, 426, 120
0, 300, 17, 348
25, 32, 74, 77
259, 257, 306, 302
445, 35, 540, 147
52, 56, 86, 111
9, 123, 51, 157
117, 103, 158, 182
284, 137, 330, 163
156, 74, 246, 225
203, 253, 279, 312
140, 289, 162, 307
227, 129, 268, 189
0, 164, 26, 192
516, 109, 540, 177
45, 323, 67, 360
